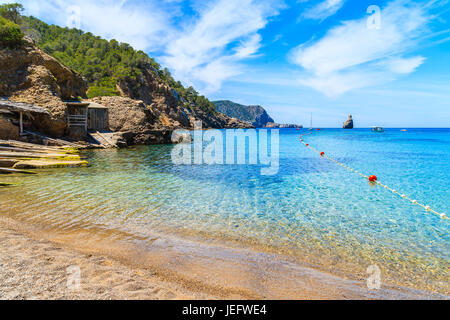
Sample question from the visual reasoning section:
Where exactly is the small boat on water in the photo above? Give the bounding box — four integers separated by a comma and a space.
371, 126, 385, 133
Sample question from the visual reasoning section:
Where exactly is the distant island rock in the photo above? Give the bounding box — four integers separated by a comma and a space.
213, 100, 302, 128
343, 115, 354, 129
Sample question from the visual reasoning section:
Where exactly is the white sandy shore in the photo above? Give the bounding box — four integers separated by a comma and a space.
0, 216, 446, 300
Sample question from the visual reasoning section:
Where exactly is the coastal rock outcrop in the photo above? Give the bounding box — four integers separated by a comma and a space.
0, 38, 87, 136
213, 100, 303, 128
213, 100, 274, 127
343, 115, 354, 129
252, 106, 274, 127
118, 74, 252, 130
89, 96, 169, 145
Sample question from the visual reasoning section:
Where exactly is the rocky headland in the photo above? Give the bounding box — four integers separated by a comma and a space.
213, 100, 302, 128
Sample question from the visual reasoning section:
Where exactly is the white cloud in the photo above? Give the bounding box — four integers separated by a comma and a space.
160, 0, 282, 93
234, 34, 262, 59
302, 0, 345, 21
381, 56, 426, 74
290, 0, 432, 97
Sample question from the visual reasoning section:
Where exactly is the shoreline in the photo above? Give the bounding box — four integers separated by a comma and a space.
0, 215, 446, 300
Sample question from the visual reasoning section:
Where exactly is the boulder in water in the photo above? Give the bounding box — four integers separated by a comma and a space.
343, 115, 354, 129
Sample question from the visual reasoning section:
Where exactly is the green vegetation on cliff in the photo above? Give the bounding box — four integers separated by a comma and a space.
0, 2, 23, 24
0, 16, 23, 48
0, 3, 24, 48
21, 16, 156, 98
0, 3, 216, 114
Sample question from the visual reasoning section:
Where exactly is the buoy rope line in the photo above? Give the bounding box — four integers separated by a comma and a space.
299, 131, 448, 220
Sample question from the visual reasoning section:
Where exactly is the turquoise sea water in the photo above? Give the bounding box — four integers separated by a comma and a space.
1, 128, 449, 293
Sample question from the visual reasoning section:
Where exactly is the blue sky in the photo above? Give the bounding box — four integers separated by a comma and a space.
4, 0, 450, 127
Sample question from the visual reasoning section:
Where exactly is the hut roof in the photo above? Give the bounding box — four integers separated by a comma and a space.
65, 101, 90, 107
0, 100, 50, 115
64, 101, 108, 109
87, 102, 108, 109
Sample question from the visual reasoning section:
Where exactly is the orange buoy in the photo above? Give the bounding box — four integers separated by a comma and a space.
320, 152, 325, 156
369, 175, 377, 182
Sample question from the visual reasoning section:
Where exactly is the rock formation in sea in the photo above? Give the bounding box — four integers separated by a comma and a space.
343, 115, 354, 129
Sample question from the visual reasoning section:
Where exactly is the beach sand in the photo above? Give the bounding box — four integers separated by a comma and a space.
0, 217, 215, 300
0, 216, 446, 300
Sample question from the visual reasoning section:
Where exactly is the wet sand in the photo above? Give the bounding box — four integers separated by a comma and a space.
0, 216, 446, 300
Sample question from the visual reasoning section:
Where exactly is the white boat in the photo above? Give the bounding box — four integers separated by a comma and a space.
371, 126, 384, 132
308, 113, 313, 130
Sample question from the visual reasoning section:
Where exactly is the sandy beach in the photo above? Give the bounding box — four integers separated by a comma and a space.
0, 217, 216, 300
0, 215, 446, 300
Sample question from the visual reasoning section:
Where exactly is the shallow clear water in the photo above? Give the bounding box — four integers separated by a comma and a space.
1, 128, 449, 293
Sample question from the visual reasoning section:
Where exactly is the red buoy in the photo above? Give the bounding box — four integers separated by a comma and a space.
305, 144, 309, 146
316, 128, 321, 131
320, 152, 325, 156
369, 175, 377, 182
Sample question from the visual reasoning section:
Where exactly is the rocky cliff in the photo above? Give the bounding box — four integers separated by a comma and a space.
0, 37, 87, 136
213, 100, 274, 127
214, 100, 303, 128
117, 73, 252, 131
